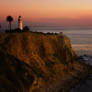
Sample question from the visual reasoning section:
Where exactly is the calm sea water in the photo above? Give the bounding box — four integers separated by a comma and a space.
36, 29, 92, 55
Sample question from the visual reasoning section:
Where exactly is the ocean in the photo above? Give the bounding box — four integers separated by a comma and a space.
35, 29, 92, 56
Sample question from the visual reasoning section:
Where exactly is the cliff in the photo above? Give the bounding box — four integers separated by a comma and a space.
0, 32, 88, 92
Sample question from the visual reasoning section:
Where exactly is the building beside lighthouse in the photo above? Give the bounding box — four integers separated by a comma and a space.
18, 16, 23, 30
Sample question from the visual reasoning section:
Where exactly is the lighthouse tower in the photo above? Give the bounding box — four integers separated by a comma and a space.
18, 16, 23, 30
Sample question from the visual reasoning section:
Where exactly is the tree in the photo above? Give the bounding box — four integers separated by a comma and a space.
0, 24, 1, 32
0, 24, 1, 29
23, 26, 30, 32
6, 16, 13, 31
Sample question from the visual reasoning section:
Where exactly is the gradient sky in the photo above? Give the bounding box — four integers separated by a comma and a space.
1, 0, 92, 28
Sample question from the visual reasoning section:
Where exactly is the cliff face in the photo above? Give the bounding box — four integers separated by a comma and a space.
0, 32, 75, 64
0, 32, 87, 92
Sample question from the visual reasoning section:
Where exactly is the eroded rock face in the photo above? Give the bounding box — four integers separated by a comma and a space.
0, 32, 84, 92
0, 51, 35, 92
0, 32, 75, 64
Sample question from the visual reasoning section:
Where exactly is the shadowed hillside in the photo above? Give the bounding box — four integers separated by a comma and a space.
0, 32, 89, 92
0, 51, 34, 92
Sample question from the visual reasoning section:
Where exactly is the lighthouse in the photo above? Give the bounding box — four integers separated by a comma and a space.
18, 16, 23, 30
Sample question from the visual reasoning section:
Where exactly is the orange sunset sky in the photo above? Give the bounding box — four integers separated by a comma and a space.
1, 0, 92, 28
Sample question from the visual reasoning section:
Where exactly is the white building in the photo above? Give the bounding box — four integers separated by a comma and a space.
18, 16, 23, 30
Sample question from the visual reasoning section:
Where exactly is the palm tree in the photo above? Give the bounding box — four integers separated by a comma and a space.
6, 16, 13, 31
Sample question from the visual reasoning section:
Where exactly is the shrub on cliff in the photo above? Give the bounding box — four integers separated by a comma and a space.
23, 26, 30, 32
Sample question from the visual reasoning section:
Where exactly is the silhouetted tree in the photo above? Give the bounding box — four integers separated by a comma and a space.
23, 26, 30, 31
0, 24, 1, 32
0, 24, 1, 29
6, 16, 13, 31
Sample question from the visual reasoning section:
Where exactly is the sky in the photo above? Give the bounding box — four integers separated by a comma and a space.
1, 0, 92, 28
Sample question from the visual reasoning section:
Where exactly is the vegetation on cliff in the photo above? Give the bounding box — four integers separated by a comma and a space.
0, 32, 89, 92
